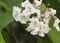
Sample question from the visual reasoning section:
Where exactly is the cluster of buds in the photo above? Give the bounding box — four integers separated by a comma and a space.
13, 0, 60, 37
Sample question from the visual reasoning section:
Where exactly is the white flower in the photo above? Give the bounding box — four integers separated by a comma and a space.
38, 22, 45, 37
27, 17, 50, 37
39, 22, 50, 34
38, 21, 50, 37
13, 6, 21, 21
21, 0, 29, 8
26, 17, 40, 35
34, 0, 42, 6
19, 14, 29, 24
41, 24, 50, 34
26, 23, 34, 32
19, 9, 31, 24
46, 8, 56, 16
44, 8, 56, 18
29, 17, 39, 22
21, 0, 36, 14
54, 18, 60, 31
13, 0, 60, 37
50, 8, 56, 16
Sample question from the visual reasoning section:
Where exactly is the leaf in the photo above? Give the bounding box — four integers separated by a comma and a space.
0, 0, 23, 31
48, 27, 60, 43
0, 8, 4, 19
0, 32, 5, 43
0, 0, 23, 11
0, 11, 14, 31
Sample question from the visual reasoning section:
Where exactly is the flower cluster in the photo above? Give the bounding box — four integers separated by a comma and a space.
13, 0, 60, 37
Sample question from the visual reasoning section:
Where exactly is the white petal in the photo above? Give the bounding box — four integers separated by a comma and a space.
44, 10, 50, 18
29, 17, 40, 23
34, 0, 42, 6
41, 24, 50, 33
50, 8, 56, 16
29, 17, 34, 22
19, 14, 29, 24
26, 23, 34, 32
26, 26, 32, 32
54, 18, 60, 31
21, 0, 29, 7
13, 6, 21, 21
31, 27, 40, 35
21, 0, 35, 14
39, 21, 44, 26
38, 31, 45, 37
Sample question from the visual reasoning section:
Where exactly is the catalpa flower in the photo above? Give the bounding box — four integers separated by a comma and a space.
39, 21, 50, 34
38, 21, 50, 37
26, 17, 50, 37
13, 0, 60, 37
19, 8, 31, 24
13, 6, 21, 21
21, 0, 36, 14
26, 17, 40, 35
26, 17, 40, 33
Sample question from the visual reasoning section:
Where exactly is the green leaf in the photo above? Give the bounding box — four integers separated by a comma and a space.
0, 0, 23, 11
48, 28, 60, 43
0, 11, 14, 31
0, 0, 23, 31
0, 32, 5, 43
0, 8, 4, 19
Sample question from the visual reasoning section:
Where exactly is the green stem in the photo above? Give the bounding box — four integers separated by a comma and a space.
0, 31, 6, 43
12, 31, 19, 43
6, 27, 18, 43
